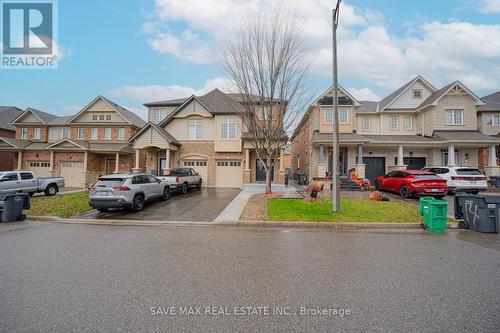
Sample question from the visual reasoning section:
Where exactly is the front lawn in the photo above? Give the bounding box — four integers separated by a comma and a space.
28, 191, 91, 218
267, 198, 422, 223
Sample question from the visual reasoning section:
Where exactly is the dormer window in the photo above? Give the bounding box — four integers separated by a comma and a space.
412, 89, 422, 99
20, 128, 28, 139
92, 115, 98, 121
99, 115, 105, 121
106, 115, 112, 121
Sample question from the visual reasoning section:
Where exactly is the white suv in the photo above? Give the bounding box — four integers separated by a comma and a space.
421, 166, 488, 194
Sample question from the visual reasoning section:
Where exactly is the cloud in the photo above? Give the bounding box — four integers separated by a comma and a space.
124, 106, 149, 121
107, 77, 232, 103
349, 88, 380, 101
62, 105, 82, 115
477, 0, 500, 13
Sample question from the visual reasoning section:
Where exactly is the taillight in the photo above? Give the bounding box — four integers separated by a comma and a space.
176, 176, 179, 184
112, 186, 130, 191
476, 176, 487, 181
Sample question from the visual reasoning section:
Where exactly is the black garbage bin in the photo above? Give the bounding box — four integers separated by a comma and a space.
490, 176, 500, 188
0, 194, 29, 222
454, 194, 500, 233
297, 172, 306, 185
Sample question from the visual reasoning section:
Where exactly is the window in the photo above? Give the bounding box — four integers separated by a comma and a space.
412, 89, 422, 99
220, 118, 237, 139
91, 128, 98, 140
324, 108, 333, 124
297, 155, 300, 169
259, 106, 271, 120
339, 108, 348, 124
20, 172, 34, 180
362, 116, 371, 131
49, 128, 58, 140
184, 160, 207, 167
441, 149, 460, 166
104, 128, 112, 140
106, 115, 112, 121
487, 114, 500, 126
92, 115, 98, 121
118, 128, 126, 140
29, 161, 50, 168
99, 115, 105, 121
445, 109, 463, 125
1, 173, 18, 181
217, 161, 241, 167
77, 128, 85, 139
390, 116, 399, 130
153, 108, 165, 122
33, 128, 41, 139
404, 116, 413, 130
187, 119, 203, 140
20, 128, 28, 139
62, 128, 69, 139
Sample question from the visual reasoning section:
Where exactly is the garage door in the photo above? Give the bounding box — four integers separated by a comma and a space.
364, 157, 386, 184
183, 159, 208, 187
216, 160, 242, 188
28, 161, 51, 177
60, 161, 84, 187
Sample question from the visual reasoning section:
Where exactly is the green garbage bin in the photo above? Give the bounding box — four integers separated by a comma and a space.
422, 198, 448, 233
419, 197, 434, 216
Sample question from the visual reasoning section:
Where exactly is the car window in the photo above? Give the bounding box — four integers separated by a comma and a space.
138, 175, 151, 184
2, 173, 19, 181
20, 172, 34, 180
171, 168, 190, 176
414, 174, 441, 180
439, 168, 449, 174
386, 172, 397, 177
456, 168, 482, 176
148, 175, 159, 183
95, 178, 124, 188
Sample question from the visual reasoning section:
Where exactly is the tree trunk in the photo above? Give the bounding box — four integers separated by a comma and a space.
265, 166, 272, 194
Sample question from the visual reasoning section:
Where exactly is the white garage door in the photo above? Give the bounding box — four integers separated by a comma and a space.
215, 160, 242, 188
183, 160, 208, 187
28, 161, 51, 177
60, 161, 84, 188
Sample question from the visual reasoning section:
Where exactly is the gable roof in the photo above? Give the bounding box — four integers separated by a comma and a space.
67, 96, 146, 127
418, 81, 484, 110
12, 107, 58, 124
356, 101, 378, 114
478, 91, 500, 112
313, 84, 361, 106
0, 137, 31, 149
45, 138, 89, 150
379, 76, 436, 111
0, 106, 23, 131
128, 122, 181, 146
143, 97, 189, 107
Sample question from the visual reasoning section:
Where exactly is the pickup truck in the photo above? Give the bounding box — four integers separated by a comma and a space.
0, 171, 65, 196
158, 167, 202, 194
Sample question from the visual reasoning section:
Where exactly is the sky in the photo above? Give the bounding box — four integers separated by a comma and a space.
1, 0, 500, 120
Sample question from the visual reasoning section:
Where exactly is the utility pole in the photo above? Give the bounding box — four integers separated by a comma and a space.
332, 0, 342, 212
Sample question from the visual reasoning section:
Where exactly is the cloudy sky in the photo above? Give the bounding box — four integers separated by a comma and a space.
1, 0, 500, 119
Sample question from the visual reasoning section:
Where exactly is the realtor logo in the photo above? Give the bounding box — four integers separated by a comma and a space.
1, 0, 58, 69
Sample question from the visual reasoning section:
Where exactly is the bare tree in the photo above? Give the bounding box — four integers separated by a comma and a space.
219, 10, 312, 194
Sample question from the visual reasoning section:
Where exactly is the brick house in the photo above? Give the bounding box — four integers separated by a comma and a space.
0, 106, 23, 171
477, 91, 500, 169
129, 89, 288, 188
0, 96, 145, 187
291, 76, 500, 184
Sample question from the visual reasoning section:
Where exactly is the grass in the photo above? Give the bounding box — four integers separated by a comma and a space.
267, 198, 423, 223
28, 191, 91, 218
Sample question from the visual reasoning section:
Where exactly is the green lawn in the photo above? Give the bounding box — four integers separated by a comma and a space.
28, 191, 91, 218
267, 198, 423, 223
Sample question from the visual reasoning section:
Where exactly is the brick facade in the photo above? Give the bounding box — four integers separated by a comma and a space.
0, 128, 16, 171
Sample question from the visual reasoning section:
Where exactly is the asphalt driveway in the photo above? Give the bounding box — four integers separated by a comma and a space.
77, 187, 240, 221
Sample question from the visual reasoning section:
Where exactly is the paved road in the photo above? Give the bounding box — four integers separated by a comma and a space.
1, 222, 499, 332
77, 187, 240, 221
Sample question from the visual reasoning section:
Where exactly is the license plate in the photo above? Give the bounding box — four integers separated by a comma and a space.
99, 191, 109, 196
431, 189, 439, 192
469, 181, 477, 184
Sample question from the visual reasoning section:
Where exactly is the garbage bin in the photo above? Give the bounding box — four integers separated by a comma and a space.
419, 197, 434, 216
421, 198, 448, 233
297, 172, 307, 185
454, 195, 500, 233
0, 194, 28, 222
489, 176, 500, 189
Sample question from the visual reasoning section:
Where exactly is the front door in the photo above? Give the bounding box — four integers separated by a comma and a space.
158, 158, 166, 176
106, 159, 116, 175
328, 148, 348, 176
256, 159, 274, 182
404, 157, 426, 170
364, 157, 386, 184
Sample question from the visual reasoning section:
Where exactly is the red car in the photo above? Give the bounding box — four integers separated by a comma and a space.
375, 170, 448, 199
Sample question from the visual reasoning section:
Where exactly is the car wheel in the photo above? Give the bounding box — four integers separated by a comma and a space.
196, 180, 202, 189
471, 191, 479, 195
132, 195, 145, 212
97, 208, 109, 212
400, 185, 411, 199
28, 192, 35, 197
161, 187, 171, 201
180, 183, 188, 194
374, 180, 381, 190
44, 184, 58, 196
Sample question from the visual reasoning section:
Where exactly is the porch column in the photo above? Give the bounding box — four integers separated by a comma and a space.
245, 148, 251, 171
114, 152, 120, 173
485, 145, 500, 178
48, 151, 56, 177
397, 145, 404, 166
317, 144, 327, 178
447, 145, 456, 167
319, 144, 325, 163
356, 144, 366, 179
133, 149, 141, 173
16, 151, 22, 170
162, 149, 170, 175
82, 151, 89, 188
279, 148, 284, 171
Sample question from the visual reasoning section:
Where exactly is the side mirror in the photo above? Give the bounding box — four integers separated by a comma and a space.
157, 179, 161, 183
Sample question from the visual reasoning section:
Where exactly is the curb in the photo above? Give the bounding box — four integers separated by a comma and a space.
27, 216, 458, 229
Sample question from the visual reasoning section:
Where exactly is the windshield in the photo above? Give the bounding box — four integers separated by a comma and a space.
95, 178, 124, 188
456, 168, 482, 176
414, 174, 441, 180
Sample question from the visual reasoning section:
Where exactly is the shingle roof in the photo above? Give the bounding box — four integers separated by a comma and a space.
29, 108, 58, 123
312, 132, 371, 143
0, 137, 31, 148
417, 82, 456, 110
363, 135, 437, 142
198, 89, 244, 115
150, 123, 181, 146
0, 107, 23, 131
432, 130, 500, 143
143, 97, 189, 107
99, 96, 146, 127
378, 78, 416, 111
478, 91, 500, 112
48, 115, 73, 125
356, 101, 378, 113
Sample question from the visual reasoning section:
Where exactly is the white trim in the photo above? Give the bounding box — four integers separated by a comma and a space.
11, 108, 47, 124
380, 76, 437, 111
45, 138, 87, 150
66, 96, 133, 125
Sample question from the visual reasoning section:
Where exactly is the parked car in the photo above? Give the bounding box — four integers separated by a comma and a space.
421, 166, 488, 194
89, 174, 171, 212
158, 168, 202, 194
375, 170, 448, 199
0, 171, 65, 196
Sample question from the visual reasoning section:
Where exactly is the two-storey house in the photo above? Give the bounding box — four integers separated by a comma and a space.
0, 96, 145, 187
129, 88, 287, 187
0, 106, 23, 171
291, 76, 500, 184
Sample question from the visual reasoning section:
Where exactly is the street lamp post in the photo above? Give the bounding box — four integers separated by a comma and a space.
332, 0, 342, 212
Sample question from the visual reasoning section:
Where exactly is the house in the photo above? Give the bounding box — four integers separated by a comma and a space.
0, 96, 145, 187
129, 88, 287, 188
477, 90, 500, 168
0, 106, 24, 170
291, 76, 500, 184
